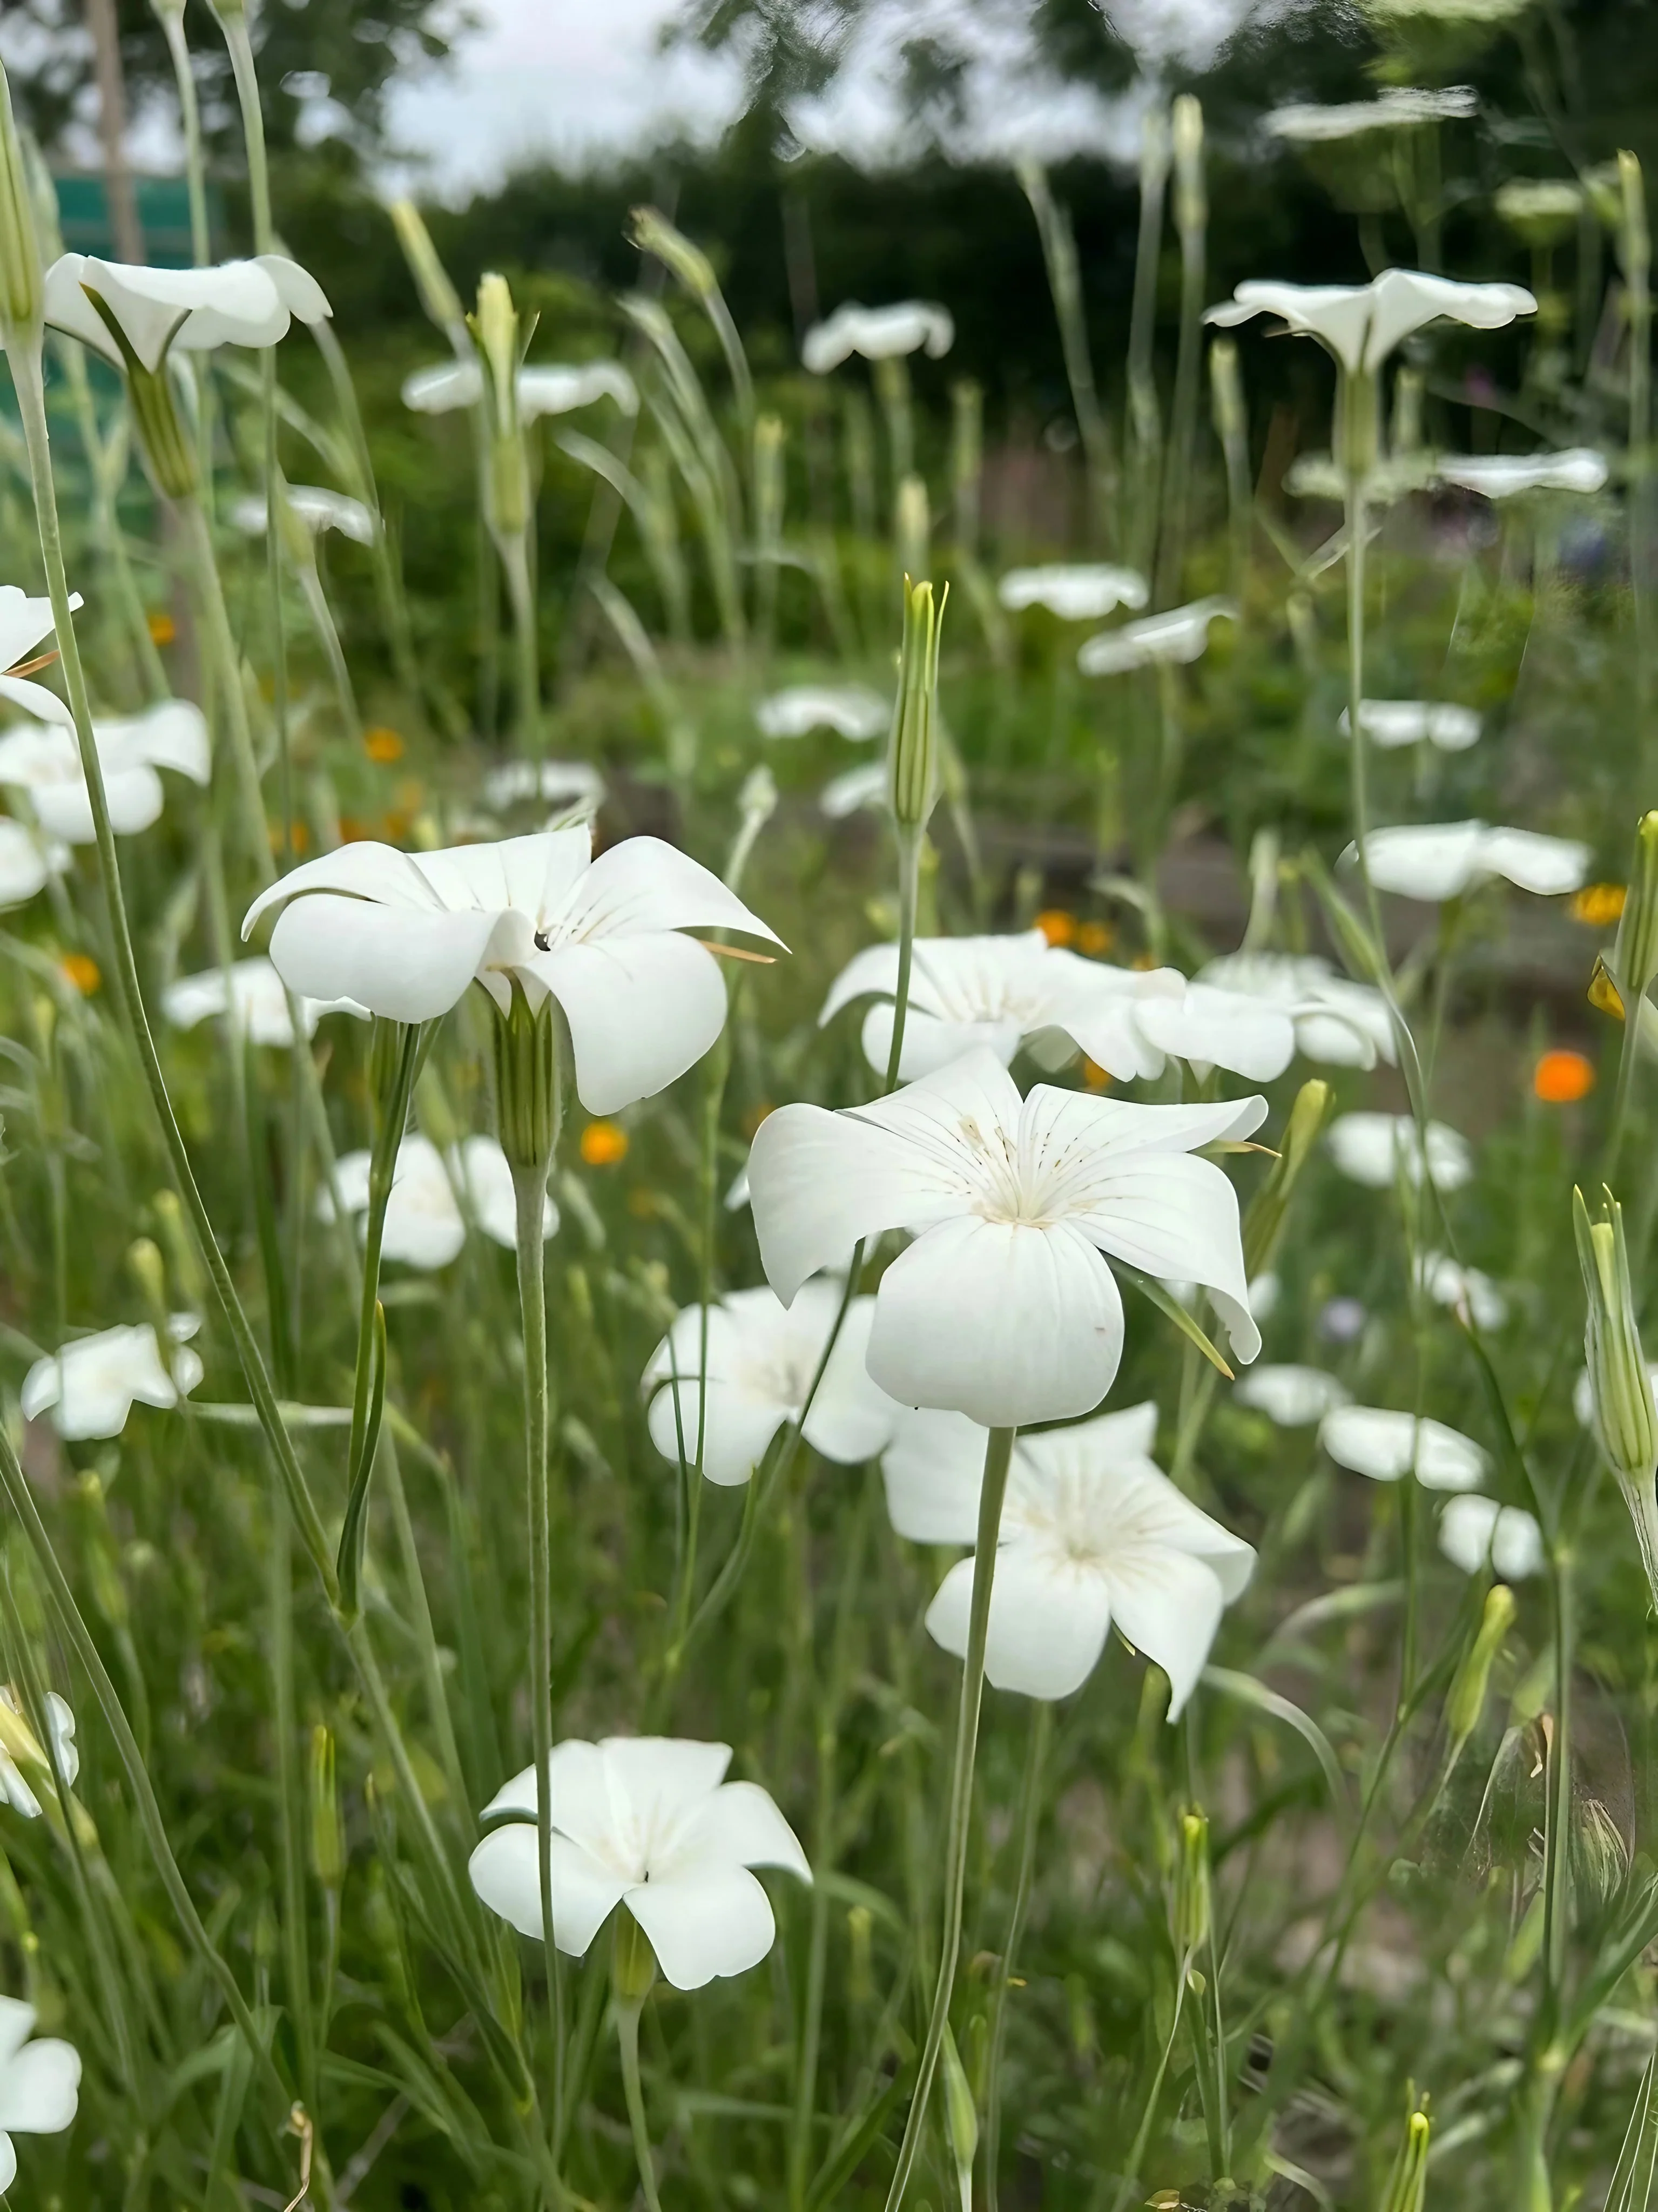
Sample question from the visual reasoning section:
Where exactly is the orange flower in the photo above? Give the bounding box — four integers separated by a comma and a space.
1076, 920, 1114, 957
1534, 1049, 1595, 1104
1570, 882, 1626, 927
146, 609, 176, 647
364, 725, 405, 764
59, 953, 100, 995
580, 1121, 629, 1167
1034, 909, 1076, 948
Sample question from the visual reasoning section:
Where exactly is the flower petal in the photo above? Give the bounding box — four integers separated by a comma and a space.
268, 894, 500, 1022
1321, 1405, 1488, 1490
242, 839, 450, 936
673, 1779, 812, 1881
624, 1864, 779, 1989
467, 1825, 629, 1954
548, 834, 783, 947
803, 1296, 902, 1464
925, 1546, 1113, 1701
1108, 1544, 1227, 1718
1439, 1494, 1545, 1580
534, 929, 729, 1114
0, 2034, 80, 2135
647, 1374, 787, 1486
881, 1406, 989, 1542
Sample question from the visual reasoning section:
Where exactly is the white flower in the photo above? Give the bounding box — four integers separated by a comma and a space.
906, 1402, 1255, 1711
1205, 268, 1536, 375
1327, 1111, 1473, 1192
231, 484, 376, 544
0, 699, 209, 841
0, 584, 84, 727
1198, 952, 1396, 1070
801, 301, 953, 374
644, 1283, 898, 1486
1417, 1251, 1507, 1330
163, 957, 367, 1048
1265, 86, 1477, 142
0, 1688, 78, 1819
820, 764, 888, 819
1320, 1404, 1489, 1491
0, 1998, 80, 2192
401, 358, 637, 419
242, 827, 781, 1116
43, 252, 330, 368
482, 760, 606, 814
1078, 596, 1235, 677
880, 1404, 998, 1541
1234, 1364, 1351, 1426
1352, 820, 1589, 902
1435, 448, 1609, 497
1338, 699, 1481, 752
321, 1134, 556, 1267
468, 1736, 810, 1990
997, 565, 1149, 621
1439, 1493, 1544, 1579
22, 1316, 203, 1440
756, 684, 888, 743
748, 1048, 1264, 1428
0, 819, 66, 910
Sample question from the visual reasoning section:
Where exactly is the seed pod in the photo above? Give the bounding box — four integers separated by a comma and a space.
0, 64, 43, 347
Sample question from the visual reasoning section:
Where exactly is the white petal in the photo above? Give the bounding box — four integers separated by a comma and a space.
546, 834, 782, 948
0, 2133, 12, 2189
269, 894, 499, 1023
255, 253, 332, 326
533, 930, 729, 1115
1130, 986, 1297, 1080
672, 1779, 812, 1881
1358, 821, 1488, 901
1320, 1405, 1488, 1491
1439, 1494, 1544, 1579
624, 1864, 779, 1988
0, 2003, 35, 2068
0, 820, 52, 907
925, 1546, 1113, 1701
880, 1406, 988, 1543
803, 1297, 902, 1464
648, 1374, 787, 1486
0, 2035, 80, 2135
403, 360, 481, 412
242, 838, 451, 936
1479, 827, 1589, 896
860, 1002, 1024, 1081
1108, 1545, 1228, 1718
1234, 1364, 1350, 1426
467, 1825, 629, 1954
0, 674, 74, 725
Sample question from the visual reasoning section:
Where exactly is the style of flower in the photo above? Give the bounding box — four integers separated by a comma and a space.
0, 1998, 81, 2192
0, 819, 66, 910
482, 760, 606, 814
820, 764, 888, 819
1338, 699, 1481, 751
996, 565, 1149, 620
1416, 1251, 1508, 1330
231, 484, 376, 544
468, 1736, 811, 1990
0, 699, 210, 841
1435, 449, 1608, 498
0, 1687, 78, 1819
43, 252, 330, 366
748, 1048, 1264, 1428
900, 1403, 1255, 1711
644, 1283, 897, 1487
1198, 953, 1396, 1069
22, 1317, 203, 1440
163, 957, 368, 1048
1439, 1493, 1544, 1580
756, 684, 888, 742
402, 358, 638, 419
1327, 1111, 1473, 1192
801, 302, 954, 374
0, 585, 82, 726
321, 1134, 557, 1268
242, 826, 782, 1116
1234, 1364, 1351, 1426
1320, 1404, 1489, 1491
1265, 86, 1477, 141
1205, 268, 1536, 375
1352, 821, 1590, 902
1077, 596, 1235, 677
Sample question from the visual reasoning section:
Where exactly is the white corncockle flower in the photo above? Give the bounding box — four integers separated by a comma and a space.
43, 252, 329, 367
1439, 1493, 1544, 1580
756, 684, 888, 743
1436, 448, 1608, 497
0, 585, 84, 727
0, 1688, 78, 1819
1328, 1110, 1473, 1192
163, 957, 367, 1048
322, 1134, 556, 1267
0, 819, 66, 910
909, 1402, 1255, 1711
1078, 596, 1235, 677
0, 699, 209, 841
231, 484, 376, 544
1352, 820, 1589, 902
0, 1998, 81, 2191
997, 565, 1149, 621
401, 358, 638, 419
1338, 699, 1481, 752
22, 1317, 203, 1440
1198, 952, 1396, 1070
1205, 268, 1536, 375
748, 1048, 1264, 1427
1234, 1364, 1351, 1426
801, 301, 954, 374
482, 760, 606, 813
468, 1736, 811, 1989
242, 826, 781, 1116
880, 1404, 996, 1541
1417, 1251, 1507, 1330
820, 764, 888, 819
1265, 86, 1477, 141
643, 1283, 897, 1486
1320, 1404, 1489, 1491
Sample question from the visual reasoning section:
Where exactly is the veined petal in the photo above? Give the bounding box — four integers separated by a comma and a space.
1108, 1545, 1228, 1717
672, 1779, 812, 1881
860, 1002, 1025, 1080
467, 1825, 629, 1954
242, 838, 453, 934
268, 895, 500, 1022
601, 1736, 732, 1844
548, 834, 783, 947
533, 930, 729, 1114
624, 1864, 778, 1989
926, 1546, 1113, 1700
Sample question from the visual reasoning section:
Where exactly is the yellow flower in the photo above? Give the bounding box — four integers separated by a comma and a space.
59, 952, 100, 995
581, 1121, 629, 1167
364, 725, 405, 764
1572, 882, 1627, 927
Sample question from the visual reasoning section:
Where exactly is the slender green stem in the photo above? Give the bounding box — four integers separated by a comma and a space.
1541, 1539, 1575, 2012
1110, 1949, 1194, 2212
884, 831, 922, 1091
500, 528, 541, 757
158, 9, 211, 265
984, 1699, 1052, 2212
181, 494, 274, 884
1343, 463, 1385, 952
617, 1999, 664, 2212
882, 1424, 1017, 2212
269, 1483, 313, 2110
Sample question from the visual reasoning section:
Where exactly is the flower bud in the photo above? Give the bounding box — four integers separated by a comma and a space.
490, 984, 561, 1179
1613, 810, 1658, 1007
629, 204, 716, 299
470, 273, 530, 536
1446, 1582, 1517, 1755
1574, 1184, 1658, 1603
1208, 337, 1244, 449
1171, 95, 1206, 238
941, 2022, 979, 2208
388, 199, 464, 336
895, 475, 930, 582
887, 576, 946, 833
1619, 150, 1650, 285
612, 1905, 658, 2005
126, 1235, 166, 1316
1378, 2102, 1431, 2212
725, 765, 777, 895
0, 60, 44, 348
1172, 1805, 1211, 1957
1243, 1078, 1333, 1280
309, 1724, 345, 1891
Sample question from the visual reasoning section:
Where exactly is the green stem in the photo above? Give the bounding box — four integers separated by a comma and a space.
1343, 461, 1385, 952
1540, 1539, 1575, 2012
500, 527, 541, 757
882, 1424, 1017, 2212
984, 1699, 1052, 2212
617, 1999, 664, 2212
884, 831, 922, 1091
1110, 1949, 1194, 2212
181, 494, 274, 885
158, 8, 211, 265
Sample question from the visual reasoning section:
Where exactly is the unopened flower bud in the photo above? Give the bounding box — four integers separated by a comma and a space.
1378, 2102, 1431, 2212
629, 204, 716, 299
490, 984, 561, 1179
1575, 1184, 1658, 1602
887, 576, 945, 833
1613, 810, 1658, 1007
1173, 1805, 1211, 1957
941, 2022, 979, 2206
470, 273, 529, 535
726, 765, 777, 894
126, 1236, 166, 1316
309, 1724, 345, 1890
1446, 1582, 1517, 1754
612, 1905, 657, 2005
895, 475, 930, 582
1618, 150, 1650, 285
152, 1188, 203, 1306
1171, 95, 1206, 237
1208, 337, 1245, 448
0, 61, 44, 348
388, 199, 464, 336
1243, 1078, 1333, 1280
